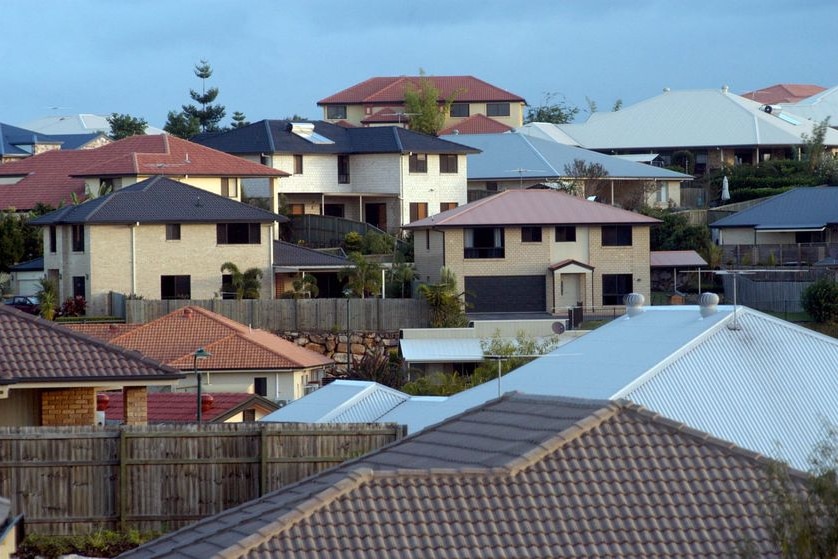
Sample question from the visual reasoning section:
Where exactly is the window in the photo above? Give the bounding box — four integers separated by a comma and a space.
293, 154, 303, 174
486, 103, 510, 117
464, 227, 504, 259
221, 178, 238, 197
602, 274, 633, 306
521, 226, 542, 242
410, 202, 428, 222
260, 154, 273, 167
440, 202, 458, 212
450, 103, 469, 118
326, 105, 347, 120
324, 204, 344, 218
555, 226, 577, 242
288, 204, 305, 216
242, 409, 256, 422
221, 273, 235, 299
71, 224, 84, 252
439, 154, 458, 174
486, 181, 498, 192
796, 230, 826, 243
161, 275, 191, 300
49, 226, 56, 253
656, 183, 669, 203
165, 223, 181, 241
409, 153, 427, 173
72, 276, 86, 299
217, 223, 262, 244
602, 225, 632, 246
254, 377, 268, 397
337, 155, 350, 184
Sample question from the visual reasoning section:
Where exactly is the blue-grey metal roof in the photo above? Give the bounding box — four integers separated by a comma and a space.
400, 338, 485, 363
273, 240, 350, 268
30, 176, 286, 225
194, 120, 480, 156
0, 122, 61, 156
8, 256, 43, 272
710, 186, 838, 229
441, 132, 692, 181
45, 132, 104, 149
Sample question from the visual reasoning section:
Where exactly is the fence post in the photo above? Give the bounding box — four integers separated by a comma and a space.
119, 428, 128, 531
260, 425, 268, 496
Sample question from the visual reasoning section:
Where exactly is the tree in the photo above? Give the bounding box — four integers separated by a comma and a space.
560, 159, 610, 199
0, 211, 25, 273
338, 252, 382, 298
291, 273, 319, 299
403, 69, 456, 136
107, 113, 147, 140
220, 262, 263, 299
524, 92, 579, 124
35, 277, 58, 320
182, 60, 226, 133
801, 117, 831, 174
801, 279, 838, 323
231, 111, 250, 129
418, 267, 468, 327
642, 207, 712, 252
163, 110, 201, 139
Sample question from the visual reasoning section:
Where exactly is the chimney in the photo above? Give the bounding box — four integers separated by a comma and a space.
624, 293, 645, 317
698, 292, 720, 318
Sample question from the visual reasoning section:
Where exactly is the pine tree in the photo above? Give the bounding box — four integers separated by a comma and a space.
182, 60, 226, 133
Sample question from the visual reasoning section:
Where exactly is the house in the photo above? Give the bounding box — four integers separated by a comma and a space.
193, 120, 478, 233
0, 304, 183, 426
98, 391, 279, 424
0, 121, 107, 165
21, 113, 166, 135
273, 240, 352, 298
650, 250, 708, 293
0, 133, 287, 212
0, 496, 23, 559
70, 305, 334, 403
404, 189, 660, 313
530, 86, 838, 174
710, 186, 838, 247
440, 131, 693, 207
30, 176, 287, 315
741, 83, 826, 105
781, 84, 838, 128
317, 75, 527, 131
7, 256, 43, 296
125, 392, 802, 558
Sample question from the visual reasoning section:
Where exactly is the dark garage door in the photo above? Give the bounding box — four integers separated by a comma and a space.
464, 275, 545, 313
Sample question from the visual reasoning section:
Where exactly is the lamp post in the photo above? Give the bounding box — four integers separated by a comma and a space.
343, 287, 352, 375
193, 347, 212, 422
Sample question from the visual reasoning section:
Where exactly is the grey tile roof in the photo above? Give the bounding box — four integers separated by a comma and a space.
710, 186, 838, 229
122, 393, 798, 559
273, 240, 350, 268
0, 305, 183, 385
193, 120, 480, 156
30, 176, 287, 225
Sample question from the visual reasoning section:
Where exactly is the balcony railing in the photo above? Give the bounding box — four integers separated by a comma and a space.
721, 243, 838, 268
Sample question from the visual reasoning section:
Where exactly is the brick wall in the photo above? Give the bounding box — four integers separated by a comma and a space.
41, 387, 96, 426
122, 387, 148, 425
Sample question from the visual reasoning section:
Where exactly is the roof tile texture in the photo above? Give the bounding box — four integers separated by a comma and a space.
101, 391, 275, 423
318, 76, 525, 105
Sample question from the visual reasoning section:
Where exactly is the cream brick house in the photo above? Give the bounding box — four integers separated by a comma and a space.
194, 120, 479, 234
31, 176, 287, 316
405, 189, 659, 313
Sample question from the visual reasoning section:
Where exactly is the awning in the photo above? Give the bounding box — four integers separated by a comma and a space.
400, 339, 485, 364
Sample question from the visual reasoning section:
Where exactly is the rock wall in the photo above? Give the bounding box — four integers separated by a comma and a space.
278, 330, 400, 374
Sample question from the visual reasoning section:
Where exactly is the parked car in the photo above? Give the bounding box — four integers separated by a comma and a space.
3, 295, 39, 315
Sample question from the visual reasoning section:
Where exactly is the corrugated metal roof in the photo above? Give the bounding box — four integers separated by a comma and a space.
741, 83, 826, 105
400, 338, 484, 363
711, 186, 838, 229
783, 84, 838, 123
650, 250, 708, 267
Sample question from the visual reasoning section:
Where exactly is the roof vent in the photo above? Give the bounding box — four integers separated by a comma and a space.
183, 308, 193, 319
663, 87, 671, 93
624, 293, 645, 317
721, 84, 729, 93
698, 292, 720, 318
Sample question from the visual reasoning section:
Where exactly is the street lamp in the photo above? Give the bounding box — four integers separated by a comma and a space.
343, 287, 353, 375
193, 347, 212, 422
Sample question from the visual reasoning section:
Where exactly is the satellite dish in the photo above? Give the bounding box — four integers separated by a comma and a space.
551, 321, 566, 335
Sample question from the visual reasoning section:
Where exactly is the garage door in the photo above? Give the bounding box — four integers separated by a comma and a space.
464, 275, 545, 313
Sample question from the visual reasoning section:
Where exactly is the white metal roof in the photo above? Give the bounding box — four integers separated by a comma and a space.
783, 84, 838, 124
400, 338, 484, 363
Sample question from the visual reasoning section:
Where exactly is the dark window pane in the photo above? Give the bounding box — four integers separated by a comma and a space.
487, 103, 510, 117
521, 227, 542, 242
602, 274, 633, 305
555, 226, 577, 242
602, 225, 632, 246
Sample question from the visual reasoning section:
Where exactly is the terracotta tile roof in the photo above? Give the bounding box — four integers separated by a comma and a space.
69, 306, 333, 372
439, 114, 513, 135
740, 83, 826, 105
359, 107, 405, 124
404, 189, 661, 229
318, 76, 526, 105
99, 391, 278, 423
0, 134, 285, 211
0, 305, 183, 385
548, 258, 595, 271
125, 393, 801, 558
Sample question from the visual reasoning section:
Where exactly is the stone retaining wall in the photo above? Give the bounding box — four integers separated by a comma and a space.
278, 331, 400, 373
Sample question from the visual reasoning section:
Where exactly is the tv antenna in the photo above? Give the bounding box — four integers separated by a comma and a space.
710, 268, 805, 330
380, 111, 419, 125
505, 168, 546, 189
485, 350, 579, 397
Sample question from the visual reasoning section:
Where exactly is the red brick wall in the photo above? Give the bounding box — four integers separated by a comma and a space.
41, 388, 96, 426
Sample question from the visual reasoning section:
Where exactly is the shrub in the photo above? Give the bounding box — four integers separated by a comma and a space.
15, 529, 159, 559
801, 279, 838, 323
59, 295, 86, 317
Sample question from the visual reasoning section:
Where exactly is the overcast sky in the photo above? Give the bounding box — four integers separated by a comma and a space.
2, 0, 836, 128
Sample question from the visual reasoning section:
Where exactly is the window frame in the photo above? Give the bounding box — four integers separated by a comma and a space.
165, 223, 181, 241
337, 155, 350, 184
439, 202, 458, 212
217, 223, 262, 245
326, 105, 347, 120
71, 224, 84, 252
408, 153, 428, 173
464, 227, 505, 259
601, 225, 633, 247
554, 226, 577, 243
439, 154, 458, 174
293, 154, 303, 175
521, 226, 543, 243
602, 274, 633, 306
450, 103, 470, 118
486, 102, 511, 117
49, 226, 57, 253
161, 275, 191, 300
221, 177, 238, 198
409, 202, 428, 222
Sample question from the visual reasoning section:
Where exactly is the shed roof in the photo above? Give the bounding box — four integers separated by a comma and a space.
710, 186, 838, 229
650, 250, 708, 267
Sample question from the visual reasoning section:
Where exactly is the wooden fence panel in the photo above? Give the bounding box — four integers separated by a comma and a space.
0, 423, 404, 535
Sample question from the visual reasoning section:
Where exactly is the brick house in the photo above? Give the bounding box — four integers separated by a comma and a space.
0, 305, 183, 426
317, 75, 527, 132
405, 189, 659, 313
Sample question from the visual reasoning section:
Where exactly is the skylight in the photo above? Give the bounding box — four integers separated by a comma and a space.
289, 122, 334, 144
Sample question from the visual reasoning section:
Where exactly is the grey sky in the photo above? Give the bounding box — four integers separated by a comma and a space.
2, 0, 836, 128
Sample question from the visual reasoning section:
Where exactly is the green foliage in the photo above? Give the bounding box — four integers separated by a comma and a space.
524, 92, 579, 124
0, 211, 25, 273
802, 117, 831, 174
671, 150, 695, 174
801, 279, 838, 324
402, 371, 473, 396
291, 273, 319, 299
16, 529, 159, 558
343, 231, 363, 253
163, 110, 201, 139
362, 231, 395, 254
338, 252, 382, 298
220, 262, 263, 299
106, 113, 147, 140
346, 348, 406, 389
182, 59, 226, 133
418, 267, 468, 328
386, 261, 415, 298
36, 277, 58, 320
641, 207, 712, 252
403, 69, 457, 136
231, 111, 250, 128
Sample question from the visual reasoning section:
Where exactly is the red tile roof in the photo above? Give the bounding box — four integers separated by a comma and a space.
439, 114, 513, 135
404, 189, 661, 228
319, 76, 525, 105
70, 306, 333, 372
0, 134, 286, 211
0, 305, 183, 385
99, 391, 278, 423
740, 83, 826, 105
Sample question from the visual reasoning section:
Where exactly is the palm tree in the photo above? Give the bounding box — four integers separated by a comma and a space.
36, 277, 58, 320
338, 252, 381, 299
220, 262, 263, 299
418, 267, 468, 327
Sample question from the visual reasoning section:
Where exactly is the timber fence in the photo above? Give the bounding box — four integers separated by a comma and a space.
0, 422, 404, 535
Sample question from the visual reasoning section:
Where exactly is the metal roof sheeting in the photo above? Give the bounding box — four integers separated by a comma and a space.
711, 186, 838, 229
400, 338, 485, 363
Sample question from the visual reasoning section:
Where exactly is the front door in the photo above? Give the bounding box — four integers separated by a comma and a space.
557, 274, 581, 309
72, 276, 86, 299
